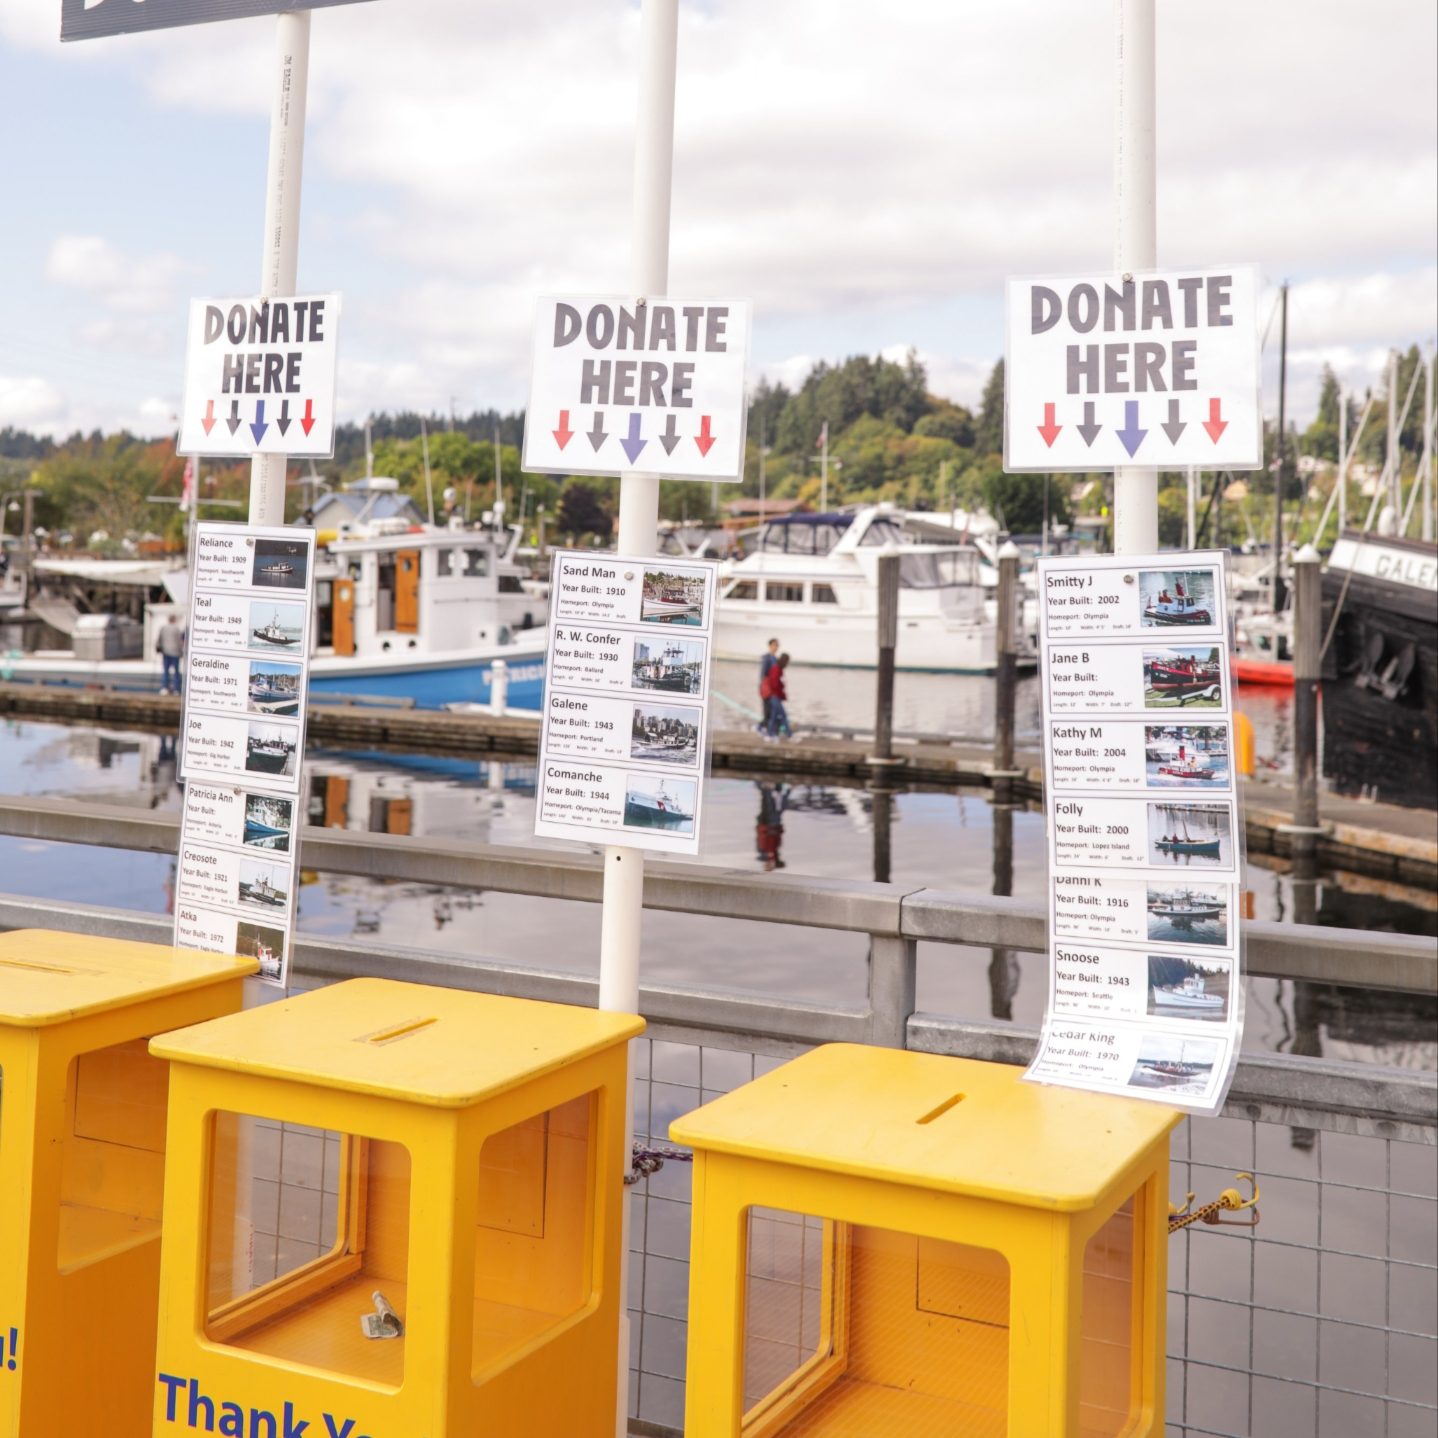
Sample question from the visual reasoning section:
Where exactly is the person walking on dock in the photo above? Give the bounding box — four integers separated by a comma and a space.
756, 637, 780, 734
156, 611, 186, 695
761, 652, 792, 740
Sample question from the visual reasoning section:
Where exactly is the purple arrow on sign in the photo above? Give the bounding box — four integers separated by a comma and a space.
250, 401, 269, 446
1116, 400, 1148, 458
620, 413, 647, 464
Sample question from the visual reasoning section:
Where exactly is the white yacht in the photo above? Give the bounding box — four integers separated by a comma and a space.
714, 506, 1035, 672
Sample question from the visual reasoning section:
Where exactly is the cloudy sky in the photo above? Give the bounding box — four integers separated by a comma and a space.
0, 0, 1433, 441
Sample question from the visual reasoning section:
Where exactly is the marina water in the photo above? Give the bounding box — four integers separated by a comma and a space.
1, 685, 1431, 1070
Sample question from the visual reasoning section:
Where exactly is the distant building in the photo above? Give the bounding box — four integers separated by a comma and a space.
723, 498, 807, 520
308, 478, 424, 534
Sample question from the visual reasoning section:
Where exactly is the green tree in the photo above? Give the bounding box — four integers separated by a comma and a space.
980, 470, 1071, 535
747, 377, 789, 449
973, 360, 1004, 456
557, 479, 613, 541
914, 401, 975, 447
1302, 365, 1343, 462
33, 435, 178, 546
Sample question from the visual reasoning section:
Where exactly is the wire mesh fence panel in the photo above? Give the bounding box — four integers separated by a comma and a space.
626, 1037, 1437, 1438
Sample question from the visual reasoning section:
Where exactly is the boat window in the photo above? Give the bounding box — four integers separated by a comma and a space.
765, 582, 805, 604
859, 519, 905, 547
812, 583, 839, 605
437, 548, 456, 577
498, 574, 524, 593
727, 581, 758, 601
757, 520, 849, 556
899, 551, 980, 588
463, 548, 490, 578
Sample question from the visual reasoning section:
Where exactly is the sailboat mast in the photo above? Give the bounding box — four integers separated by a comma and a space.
1274, 282, 1288, 613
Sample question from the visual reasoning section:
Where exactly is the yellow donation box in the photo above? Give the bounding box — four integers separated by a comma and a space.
149, 978, 643, 1438
672, 1044, 1181, 1438
0, 930, 256, 1438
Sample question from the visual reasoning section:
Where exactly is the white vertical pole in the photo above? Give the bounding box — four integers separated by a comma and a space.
1112, 0, 1157, 556
247, 11, 311, 526
1186, 467, 1196, 550
604, 3, 676, 1431
493, 421, 504, 538
234, 2, 312, 1306
1423, 353, 1434, 543
1337, 385, 1347, 536
1386, 350, 1399, 521
820, 425, 829, 511
420, 416, 436, 526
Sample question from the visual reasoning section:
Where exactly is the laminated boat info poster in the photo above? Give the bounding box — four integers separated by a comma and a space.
534, 550, 717, 856
175, 522, 317, 987
1025, 549, 1244, 1114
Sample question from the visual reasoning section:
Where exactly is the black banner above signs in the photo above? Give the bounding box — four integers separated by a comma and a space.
61, 0, 374, 43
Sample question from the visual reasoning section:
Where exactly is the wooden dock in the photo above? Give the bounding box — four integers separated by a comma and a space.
2, 681, 1432, 885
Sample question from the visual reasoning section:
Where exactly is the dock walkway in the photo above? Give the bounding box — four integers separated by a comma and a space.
1, 681, 1432, 884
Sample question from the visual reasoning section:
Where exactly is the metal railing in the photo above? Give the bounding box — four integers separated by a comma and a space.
0, 794, 1432, 1138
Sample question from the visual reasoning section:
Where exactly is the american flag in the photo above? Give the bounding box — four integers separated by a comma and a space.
816, 421, 828, 450
181, 457, 195, 509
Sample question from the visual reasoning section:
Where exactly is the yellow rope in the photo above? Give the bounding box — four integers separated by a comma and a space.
1168, 1172, 1260, 1233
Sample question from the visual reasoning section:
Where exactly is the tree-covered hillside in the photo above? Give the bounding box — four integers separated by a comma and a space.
4, 343, 1429, 553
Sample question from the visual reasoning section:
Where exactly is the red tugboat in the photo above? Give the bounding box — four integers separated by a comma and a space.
1143, 578, 1214, 626
1156, 744, 1216, 782
1146, 654, 1223, 697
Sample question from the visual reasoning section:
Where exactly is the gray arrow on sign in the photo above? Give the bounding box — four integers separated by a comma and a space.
1161, 398, 1187, 445
587, 413, 608, 452
61, 0, 374, 43
1076, 401, 1103, 447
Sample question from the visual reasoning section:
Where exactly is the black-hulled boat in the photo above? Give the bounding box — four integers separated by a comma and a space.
1321, 532, 1437, 810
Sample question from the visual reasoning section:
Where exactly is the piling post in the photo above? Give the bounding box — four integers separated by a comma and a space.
869, 549, 902, 772
871, 784, 892, 884
993, 540, 1021, 798
1291, 543, 1322, 856
987, 798, 1020, 1020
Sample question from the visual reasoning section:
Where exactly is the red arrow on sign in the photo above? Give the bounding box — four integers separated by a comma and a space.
1202, 397, 1228, 444
553, 409, 574, 450
300, 400, 317, 437
201, 400, 217, 437
695, 415, 716, 457
1037, 402, 1062, 448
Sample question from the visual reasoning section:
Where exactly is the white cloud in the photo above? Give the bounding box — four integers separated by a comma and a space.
47, 234, 191, 316
4, 0, 1434, 432
1284, 269, 1438, 354
0, 375, 66, 429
